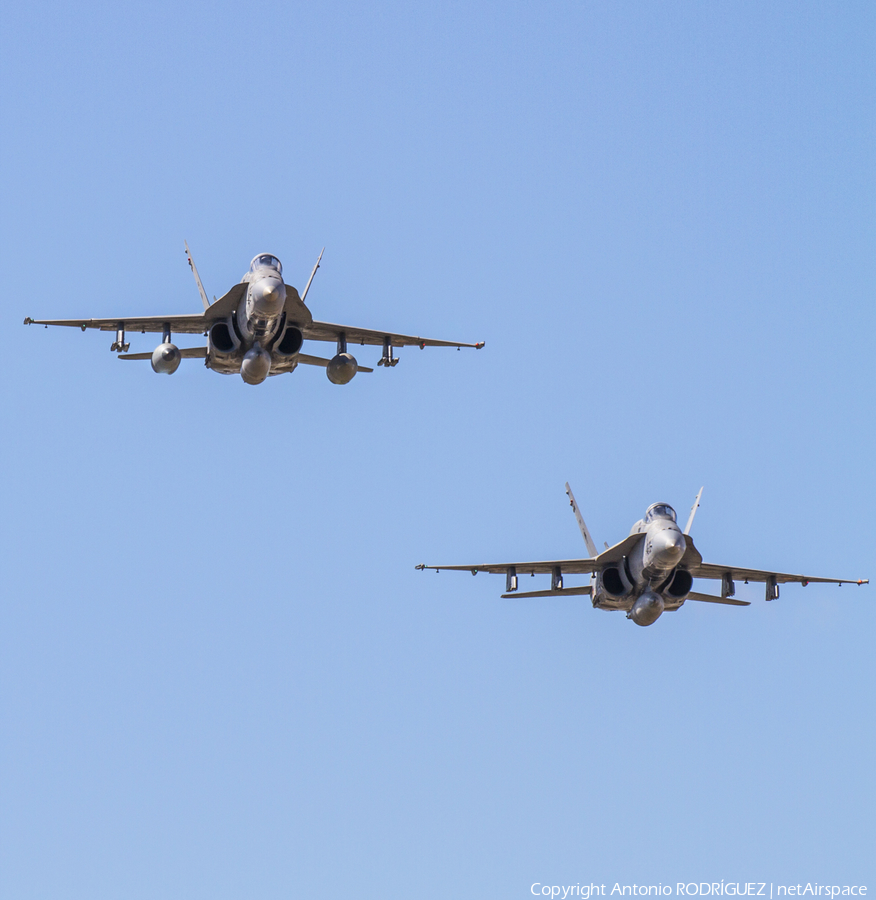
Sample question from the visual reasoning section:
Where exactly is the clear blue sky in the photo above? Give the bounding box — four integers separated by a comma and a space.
1, 2, 874, 897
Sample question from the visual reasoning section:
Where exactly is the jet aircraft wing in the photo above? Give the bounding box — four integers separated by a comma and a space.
417, 536, 643, 577
23, 284, 253, 335
24, 313, 210, 334
23, 300, 481, 350
674, 536, 866, 586
24, 314, 483, 348
302, 320, 484, 349
417, 558, 599, 576
688, 562, 867, 587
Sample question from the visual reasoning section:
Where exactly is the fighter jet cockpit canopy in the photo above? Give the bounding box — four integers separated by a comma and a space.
645, 503, 677, 523
249, 254, 282, 275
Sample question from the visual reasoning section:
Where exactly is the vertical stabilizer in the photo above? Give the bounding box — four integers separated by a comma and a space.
184, 241, 211, 311
565, 482, 599, 558
684, 487, 704, 535
301, 247, 325, 303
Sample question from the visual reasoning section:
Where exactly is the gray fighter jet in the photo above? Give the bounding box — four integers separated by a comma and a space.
417, 486, 868, 626
24, 244, 484, 384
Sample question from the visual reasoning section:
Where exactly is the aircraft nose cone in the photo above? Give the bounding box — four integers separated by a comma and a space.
250, 276, 286, 313
653, 528, 686, 564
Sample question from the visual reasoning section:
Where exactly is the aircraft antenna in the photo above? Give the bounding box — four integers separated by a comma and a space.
565, 482, 598, 558
184, 240, 211, 311
683, 486, 704, 535
301, 247, 325, 303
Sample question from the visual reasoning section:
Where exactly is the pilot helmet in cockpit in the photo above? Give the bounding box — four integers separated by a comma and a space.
249, 254, 282, 275
644, 503, 677, 524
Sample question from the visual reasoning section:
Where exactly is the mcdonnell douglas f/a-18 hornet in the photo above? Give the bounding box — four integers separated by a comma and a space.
24, 244, 484, 384
416, 486, 868, 626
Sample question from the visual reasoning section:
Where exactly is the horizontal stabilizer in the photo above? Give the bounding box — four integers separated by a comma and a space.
501, 586, 592, 599
119, 347, 207, 360
686, 592, 751, 607
296, 353, 373, 373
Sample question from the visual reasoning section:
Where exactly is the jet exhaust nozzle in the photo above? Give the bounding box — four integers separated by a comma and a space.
151, 342, 181, 375
628, 591, 665, 627
240, 344, 271, 385
326, 352, 358, 385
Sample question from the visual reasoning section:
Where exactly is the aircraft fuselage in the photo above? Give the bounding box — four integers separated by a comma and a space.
237, 258, 287, 344
592, 503, 692, 625
206, 253, 312, 384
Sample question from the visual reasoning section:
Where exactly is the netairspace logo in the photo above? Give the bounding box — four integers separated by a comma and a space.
529, 885, 869, 900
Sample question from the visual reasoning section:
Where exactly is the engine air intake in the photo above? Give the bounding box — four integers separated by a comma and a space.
276, 325, 303, 356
